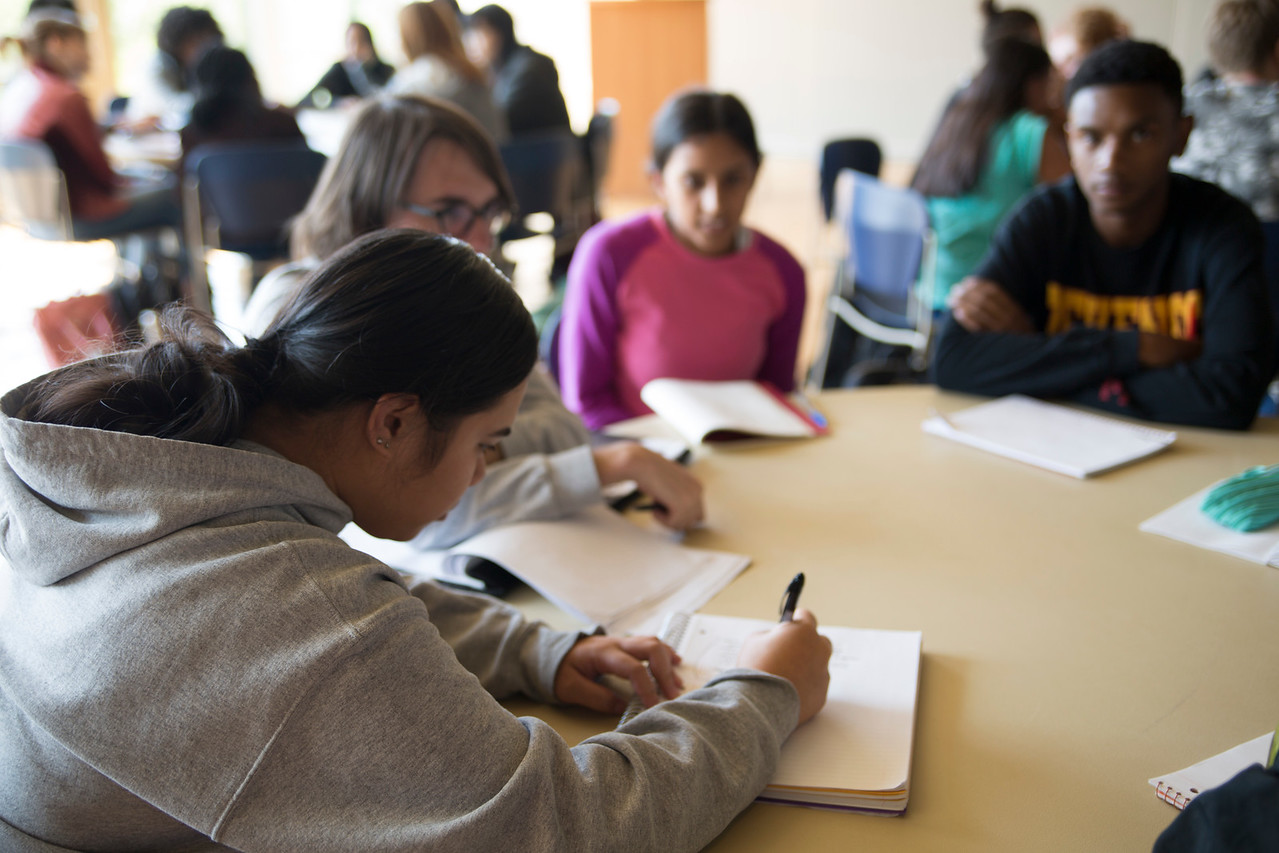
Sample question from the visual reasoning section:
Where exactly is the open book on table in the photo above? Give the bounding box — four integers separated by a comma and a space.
339, 505, 750, 637
647, 611, 923, 814
639, 379, 828, 444
922, 394, 1176, 478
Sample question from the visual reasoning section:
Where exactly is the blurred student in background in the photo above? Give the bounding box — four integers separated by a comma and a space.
1048, 6, 1130, 81
388, 1, 506, 142
243, 94, 703, 547
0, 8, 180, 241
558, 90, 806, 429
913, 38, 1070, 313
464, 4, 570, 136
300, 22, 395, 109
179, 45, 302, 171
127, 5, 223, 130
1174, 0, 1279, 223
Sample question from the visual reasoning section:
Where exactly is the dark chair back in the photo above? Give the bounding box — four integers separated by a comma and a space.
820, 138, 882, 221
498, 130, 582, 241
184, 141, 327, 260
584, 99, 618, 203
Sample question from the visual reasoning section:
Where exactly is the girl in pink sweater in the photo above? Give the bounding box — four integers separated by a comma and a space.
559, 90, 806, 429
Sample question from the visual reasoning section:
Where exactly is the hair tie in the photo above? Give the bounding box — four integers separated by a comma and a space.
239, 335, 283, 384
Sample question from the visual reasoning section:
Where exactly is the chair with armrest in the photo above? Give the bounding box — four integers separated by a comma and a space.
0, 139, 73, 241
810, 168, 936, 389
182, 140, 327, 321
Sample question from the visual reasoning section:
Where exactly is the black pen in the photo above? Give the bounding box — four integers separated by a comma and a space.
779, 572, 805, 622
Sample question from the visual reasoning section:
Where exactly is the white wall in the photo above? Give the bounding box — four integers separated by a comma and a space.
708, 0, 1214, 163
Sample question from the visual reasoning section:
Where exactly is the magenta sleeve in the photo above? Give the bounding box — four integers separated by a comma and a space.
558, 223, 636, 429
755, 236, 807, 392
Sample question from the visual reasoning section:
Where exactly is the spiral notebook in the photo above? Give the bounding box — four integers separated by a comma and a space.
636, 612, 923, 814
1148, 733, 1274, 809
922, 395, 1177, 478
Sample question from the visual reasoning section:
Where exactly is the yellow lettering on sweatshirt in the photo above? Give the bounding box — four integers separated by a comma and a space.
1043, 283, 1201, 340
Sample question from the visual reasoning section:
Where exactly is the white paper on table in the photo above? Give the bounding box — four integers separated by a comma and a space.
1139, 486, 1279, 568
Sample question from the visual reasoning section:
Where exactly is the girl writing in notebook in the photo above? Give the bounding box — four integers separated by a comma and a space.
243, 93, 702, 545
558, 90, 808, 429
0, 229, 832, 850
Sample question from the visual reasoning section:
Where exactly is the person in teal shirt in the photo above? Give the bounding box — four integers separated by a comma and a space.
913, 37, 1071, 310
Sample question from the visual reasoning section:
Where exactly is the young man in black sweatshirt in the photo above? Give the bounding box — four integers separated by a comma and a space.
932, 40, 1276, 430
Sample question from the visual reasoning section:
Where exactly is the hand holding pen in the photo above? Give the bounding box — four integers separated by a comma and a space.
738, 573, 833, 724
593, 442, 704, 530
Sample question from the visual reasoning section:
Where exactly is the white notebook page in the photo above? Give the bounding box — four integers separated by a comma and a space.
666, 613, 922, 792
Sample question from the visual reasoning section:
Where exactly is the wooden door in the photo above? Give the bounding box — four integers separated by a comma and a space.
590, 0, 707, 199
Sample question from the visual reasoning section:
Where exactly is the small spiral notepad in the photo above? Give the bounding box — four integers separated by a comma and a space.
923, 395, 1177, 478
1149, 733, 1273, 809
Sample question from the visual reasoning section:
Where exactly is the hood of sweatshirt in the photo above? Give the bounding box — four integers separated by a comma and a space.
0, 375, 351, 586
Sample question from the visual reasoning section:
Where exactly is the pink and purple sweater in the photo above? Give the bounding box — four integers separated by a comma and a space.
559, 210, 807, 428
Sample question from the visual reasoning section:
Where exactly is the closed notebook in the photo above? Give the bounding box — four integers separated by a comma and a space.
1149, 733, 1273, 809
639, 378, 827, 444
922, 395, 1176, 478
651, 611, 923, 814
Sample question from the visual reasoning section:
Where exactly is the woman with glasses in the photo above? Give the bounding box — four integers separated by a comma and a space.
244, 93, 703, 551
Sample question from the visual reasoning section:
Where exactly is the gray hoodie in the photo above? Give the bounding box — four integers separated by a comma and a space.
0, 377, 798, 851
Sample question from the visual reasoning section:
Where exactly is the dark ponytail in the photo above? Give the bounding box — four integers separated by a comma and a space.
17, 307, 262, 445
979, 0, 1041, 55
19, 230, 538, 456
912, 38, 1052, 198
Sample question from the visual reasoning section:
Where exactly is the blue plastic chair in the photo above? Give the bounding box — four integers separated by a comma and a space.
811, 169, 936, 387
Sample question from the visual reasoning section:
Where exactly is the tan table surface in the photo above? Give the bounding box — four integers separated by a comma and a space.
503, 386, 1279, 852
103, 130, 182, 171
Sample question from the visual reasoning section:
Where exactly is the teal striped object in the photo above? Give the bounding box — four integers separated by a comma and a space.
1200, 465, 1279, 532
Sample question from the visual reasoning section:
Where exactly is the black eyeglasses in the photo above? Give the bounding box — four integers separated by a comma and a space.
400, 198, 511, 239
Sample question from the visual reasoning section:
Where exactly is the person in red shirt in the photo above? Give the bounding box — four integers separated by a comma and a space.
0, 8, 180, 240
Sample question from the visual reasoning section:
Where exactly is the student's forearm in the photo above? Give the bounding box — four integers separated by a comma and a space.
931, 320, 1140, 398
410, 447, 602, 550
1078, 355, 1274, 430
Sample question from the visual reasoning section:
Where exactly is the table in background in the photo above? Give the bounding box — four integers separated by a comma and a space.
505, 386, 1279, 852
104, 130, 181, 172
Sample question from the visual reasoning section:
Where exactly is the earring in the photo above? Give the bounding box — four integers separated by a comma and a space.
376, 437, 391, 449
